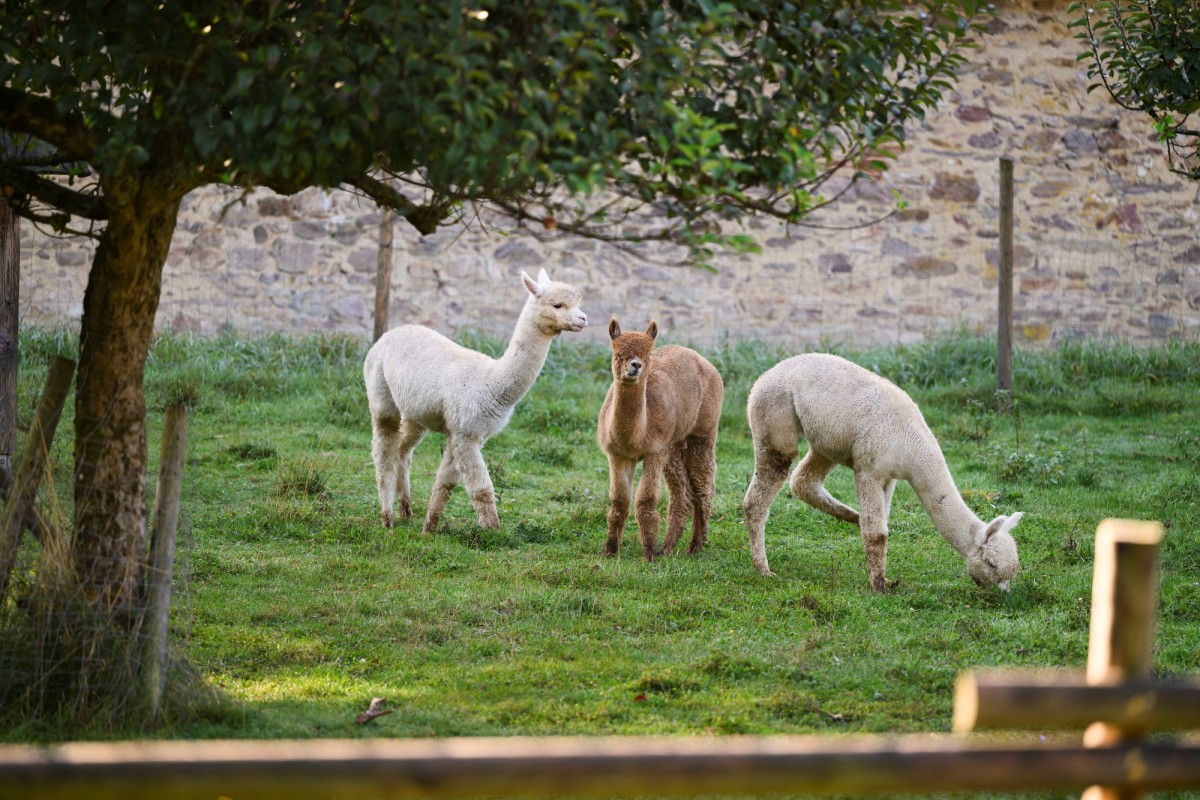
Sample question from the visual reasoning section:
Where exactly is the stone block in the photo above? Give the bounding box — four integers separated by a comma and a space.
929, 172, 981, 203
273, 240, 316, 274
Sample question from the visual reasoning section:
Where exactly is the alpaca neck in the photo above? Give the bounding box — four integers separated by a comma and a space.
492, 300, 555, 407
908, 460, 982, 557
607, 380, 649, 447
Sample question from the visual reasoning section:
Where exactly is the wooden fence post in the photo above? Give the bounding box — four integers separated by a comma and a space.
143, 403, 189, 718
997, 156, 1014, 403
1082, 518, 1163, 800
373, 206, 395, 343
0, 186, 18, 488
0, 355, 75, 604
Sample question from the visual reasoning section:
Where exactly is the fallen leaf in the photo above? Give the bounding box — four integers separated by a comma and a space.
356, 697, 393, 725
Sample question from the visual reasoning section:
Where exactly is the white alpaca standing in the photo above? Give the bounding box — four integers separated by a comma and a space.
743, 353, 1022, 591
364, 268, 587, 531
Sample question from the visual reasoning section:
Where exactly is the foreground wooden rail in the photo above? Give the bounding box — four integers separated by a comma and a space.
955, 672, 1200, 732
2, 735, 1200, 800
3, 518, 1195, 800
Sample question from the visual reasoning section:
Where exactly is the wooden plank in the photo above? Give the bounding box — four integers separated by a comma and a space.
954, 671, 1200, 732
1, 736, 1199, 800
1084, 518, 1163, 800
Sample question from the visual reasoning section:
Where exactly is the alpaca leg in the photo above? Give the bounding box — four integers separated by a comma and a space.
684, 434, 717, 555
743, 443, 792, 576
371, 412, 402, 528
423, 442, 460, 533
634, 454, 666, 561
659, 447, 693, 557
881, 479, 898, 521
604, 455, 636, 556
791, 450, 860, 524
854, 471, 891, 592
394, 418, 426, 520
453, 437, 499, 529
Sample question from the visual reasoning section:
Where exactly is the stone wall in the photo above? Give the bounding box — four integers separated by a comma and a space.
17, 6, 1200, 350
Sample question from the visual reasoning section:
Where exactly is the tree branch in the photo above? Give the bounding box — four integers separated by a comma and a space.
0, 88, 105, 161
0, 162, 107, 221
343, 173, 451, 236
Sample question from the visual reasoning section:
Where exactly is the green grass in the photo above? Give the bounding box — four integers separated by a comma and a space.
3, 328, 1199, 758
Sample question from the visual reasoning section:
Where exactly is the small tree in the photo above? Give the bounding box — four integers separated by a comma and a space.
2, 1, 986, 618
1070, 0, 1200, 179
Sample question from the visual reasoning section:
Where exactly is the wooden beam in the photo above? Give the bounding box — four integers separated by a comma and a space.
1084, 518, 1163, 800
1, 736, 1199, 800
954, 671, 1200, 732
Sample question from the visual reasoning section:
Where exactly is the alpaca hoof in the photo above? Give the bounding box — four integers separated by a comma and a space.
422, 518, 439, 534
760, 569, 777, 577
381, 511, 394, 529
478, 515, 500, 530
602, 549, 618, 558
686, 543, 704, 555
869, 576, 896, 593
398, 500, 413, 519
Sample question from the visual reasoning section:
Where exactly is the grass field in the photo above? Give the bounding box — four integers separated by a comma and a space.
4, 328, 1199, 753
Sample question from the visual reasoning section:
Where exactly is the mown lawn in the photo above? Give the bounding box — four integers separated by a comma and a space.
5, 330, 1199, 758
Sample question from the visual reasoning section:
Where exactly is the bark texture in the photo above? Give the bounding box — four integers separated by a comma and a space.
72, 175, 181, 608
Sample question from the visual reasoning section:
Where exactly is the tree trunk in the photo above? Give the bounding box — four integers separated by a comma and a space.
72, 183, 181, 609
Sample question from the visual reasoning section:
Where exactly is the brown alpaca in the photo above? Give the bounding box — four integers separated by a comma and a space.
596, 318, 724, 561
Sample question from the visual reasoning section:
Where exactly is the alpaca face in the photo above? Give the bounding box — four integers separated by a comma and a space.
968, 512, 1023, 590
608, 318, 658, 384
522, 269, 588, 334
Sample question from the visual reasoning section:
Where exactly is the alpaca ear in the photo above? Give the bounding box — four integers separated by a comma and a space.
521, 270, 545, 298
646, 320, 658, 340
983, 512, 1024, 544
536, 268, 551, 285
608, 317, 622, 340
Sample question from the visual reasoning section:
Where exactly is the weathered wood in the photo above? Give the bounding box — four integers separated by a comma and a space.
954, 671, 1200, 732
142, 403, 189, 717
0, 736, 1199, 800
0, 187, 17, 482
1083, 518, 1162, 800
0, 355, 76, 604
373, 205, 395, 342
997, 156, 1014, 398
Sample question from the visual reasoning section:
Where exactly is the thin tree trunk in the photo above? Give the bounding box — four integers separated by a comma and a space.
73, 186, 181, 609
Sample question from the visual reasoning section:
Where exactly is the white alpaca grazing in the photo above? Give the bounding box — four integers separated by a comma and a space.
364, 268, 587, 531
743, 353, 1022, 591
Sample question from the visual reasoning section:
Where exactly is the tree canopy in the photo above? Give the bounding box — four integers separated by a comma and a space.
0, 0, 987, 610
1070, 0, 1200, 180
4, 0, 985, 256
